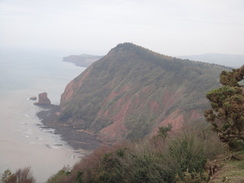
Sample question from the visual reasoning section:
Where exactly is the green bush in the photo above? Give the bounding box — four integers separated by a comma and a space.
169, 134, 207, 174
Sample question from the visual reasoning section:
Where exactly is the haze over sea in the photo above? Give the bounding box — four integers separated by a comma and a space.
0, 48, 85, 182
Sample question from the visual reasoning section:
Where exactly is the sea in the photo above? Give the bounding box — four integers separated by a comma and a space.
0, 48, 86, 182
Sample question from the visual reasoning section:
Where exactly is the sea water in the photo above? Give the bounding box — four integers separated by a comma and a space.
0, 48, 86, 182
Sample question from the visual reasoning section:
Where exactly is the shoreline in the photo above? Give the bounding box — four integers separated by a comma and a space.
36, 105, 101, 151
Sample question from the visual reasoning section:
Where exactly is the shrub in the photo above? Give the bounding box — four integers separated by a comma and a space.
169, 134, 207, 174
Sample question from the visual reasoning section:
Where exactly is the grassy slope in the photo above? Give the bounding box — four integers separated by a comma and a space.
209, 151, 244, 183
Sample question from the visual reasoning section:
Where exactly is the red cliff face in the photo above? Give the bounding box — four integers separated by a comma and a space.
59, 43, 226, 145
60, 68, 92, 107
95, 86, 189, 141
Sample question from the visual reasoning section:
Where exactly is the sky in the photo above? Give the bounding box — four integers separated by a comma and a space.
1, 0, 244, 56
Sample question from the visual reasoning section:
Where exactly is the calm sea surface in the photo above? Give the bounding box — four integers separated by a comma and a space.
0, 49, 85, 182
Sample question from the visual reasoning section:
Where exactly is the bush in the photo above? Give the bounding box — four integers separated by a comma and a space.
169, 134, 207, 174
46, 169, 70, 183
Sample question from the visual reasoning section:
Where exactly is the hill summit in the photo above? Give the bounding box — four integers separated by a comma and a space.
58, 43, 228, 148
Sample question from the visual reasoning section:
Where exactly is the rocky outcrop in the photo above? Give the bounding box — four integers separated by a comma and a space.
34, 92, 51, 105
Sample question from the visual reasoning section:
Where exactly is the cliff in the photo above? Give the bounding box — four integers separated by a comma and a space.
59, 43, 229, 146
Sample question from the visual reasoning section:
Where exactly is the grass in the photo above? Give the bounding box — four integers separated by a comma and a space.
209, 151, 244, 183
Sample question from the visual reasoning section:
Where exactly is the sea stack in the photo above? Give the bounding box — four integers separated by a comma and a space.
34, 92, 51, 105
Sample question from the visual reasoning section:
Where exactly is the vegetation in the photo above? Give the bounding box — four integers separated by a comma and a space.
1, 167, 36, 183
44, 122, 225, 183
205, 65, 244, 150
46, 168, 71, 183
158, 123, 172, 139
207, 150, 244, 183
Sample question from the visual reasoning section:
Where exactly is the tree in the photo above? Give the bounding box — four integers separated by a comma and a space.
158, 124, 172, 139
204, 65, 244, 150
1, 169, 12, 183
1, 167, 36, 183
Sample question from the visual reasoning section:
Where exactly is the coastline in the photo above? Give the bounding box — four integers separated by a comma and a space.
36, 105, 101, 151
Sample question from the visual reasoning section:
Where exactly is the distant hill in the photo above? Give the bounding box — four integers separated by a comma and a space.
179, 53, 244, 68
63, 54, 102, 67
58, 43, 230, 148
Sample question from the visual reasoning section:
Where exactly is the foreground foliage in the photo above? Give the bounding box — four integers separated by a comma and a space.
46, 123, 225, 183
205, 65, 244, 150
1, 167, 36, 183
207, 150, 244, 183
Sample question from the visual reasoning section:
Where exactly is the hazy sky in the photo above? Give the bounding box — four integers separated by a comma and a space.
1, 0, 244, 56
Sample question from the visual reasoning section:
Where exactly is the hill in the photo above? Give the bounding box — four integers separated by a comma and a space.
179, 53, 244, 68
63, 54, 102, 67
57, 43, 230, 149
